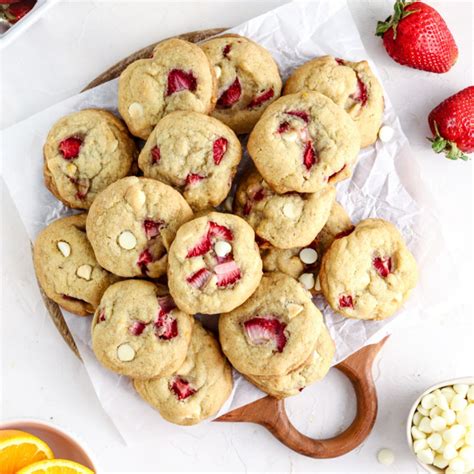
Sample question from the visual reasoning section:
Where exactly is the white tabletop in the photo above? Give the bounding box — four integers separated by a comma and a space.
1, 1, 472, 472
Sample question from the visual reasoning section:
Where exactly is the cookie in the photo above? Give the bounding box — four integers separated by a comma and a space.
86, 177, 193, 278
138, 111, 242, 211
43, 109, 136, 209
200, 34, 282, 134
33, 214, 118, 316
118, 38, 217, 139
91, 280, 193, 379
245, 325, 335, 398
284, 56, 384, 148
167, 212, 262, 314
134, 322, 233, 425
234, 168, 336, 248
260, 201, 353, 290
319, 218, 418, 320
247, 91, 361, 194
218, 272, 323, 376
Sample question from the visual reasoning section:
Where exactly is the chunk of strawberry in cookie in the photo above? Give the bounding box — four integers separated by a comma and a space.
59, 136, 82, 159
155, 312, 178, 340
303, 142, 316, 170
137, 249, 153, 274
248, 88, 274, 109
151, 146, 161, 164
243, 316, 287, 353
143, 219, 164, 239
185, 173, 205, 186
213, 137, 228, 165
170, 376, 196, 400
166, 69, 197, 96
129, 321, 147, 336
339, 295, 354, 309
217, 77, 242, 108
286, 110, 310, 123
373, 256, 392, 277
215, 260, 241, 287
186, 268, 212, 289
351, 74, 368, 106
208, 221, 233, 241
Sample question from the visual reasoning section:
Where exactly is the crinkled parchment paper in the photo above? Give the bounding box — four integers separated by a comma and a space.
1, 0, 448, 443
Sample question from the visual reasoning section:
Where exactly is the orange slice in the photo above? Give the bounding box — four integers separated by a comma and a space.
17, 459, 94, 474
0, 429, 54, 474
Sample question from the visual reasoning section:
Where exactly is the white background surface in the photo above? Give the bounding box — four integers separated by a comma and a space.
0, 1, 472, 472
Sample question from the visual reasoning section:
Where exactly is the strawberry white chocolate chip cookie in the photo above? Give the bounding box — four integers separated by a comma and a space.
200, 34, 282, 134
167, 212, 262, 314
260, 201, 354, 288
118, 38, 217, 139
91, 280, 193, 379
219, 272, 323, 376
134, 322, 233, 425
86, 177, 193, 278
247, 91, 361, 194
33, 214, 119, 316
284, 56, 384, 148
245, 324, 335, 398
43, 109, 136, 209
319, 218, 418, 320
234, 168, 336, 248
138, 111, 242, 211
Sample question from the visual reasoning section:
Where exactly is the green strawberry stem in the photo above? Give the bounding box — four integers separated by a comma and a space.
428, 122, 469, 161
375, 0, 417, 39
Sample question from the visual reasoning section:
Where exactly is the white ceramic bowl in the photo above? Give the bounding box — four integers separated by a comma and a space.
0, 418, 98, 472
406, 376, 474, 473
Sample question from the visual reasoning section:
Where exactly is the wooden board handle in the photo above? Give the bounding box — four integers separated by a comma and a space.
216, 336, 388, 458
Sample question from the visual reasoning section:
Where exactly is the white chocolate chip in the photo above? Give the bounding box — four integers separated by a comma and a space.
422, 393, 436, 409
434, 454, 450, 469
117, 343, 135, 362
442, 387, 456, 403
298, 273, 314, 290
451, 394, 468, 412
412, 426, 426, 440
57, 241, 71, 257
214, 241, 232, 258
282, 202, 298, 219
314, 276, 321, 292
418, 406, 430, 416
377, 448, 395, 466
460, 446, 474, 463
427, 433, 443, 450
413, 438, 428, 453
128, 102, 144, 118
125, 186, 146, 211
287, 303, 304, 318
435, 393, 450, 410
118, 231, 137, 250
65, 163, 77, 176
449, 457, 465, 472
214, 65, 222, 79
413, 412, 422, 426
430, 407, 442, 418
431, 416, 447, 432
467, 386, 474, 402
299, 248, 318, 265
442, 409, 457, 425
76, 264, 92, 280
109, 139, 119, 153
417, 448, 434, 465
443, 425, 466, 443
378, 125, 394, 142
419, 417, 433, 433
283, 131, 298, 142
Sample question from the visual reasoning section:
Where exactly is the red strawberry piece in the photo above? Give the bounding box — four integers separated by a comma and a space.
253, 188, 265, 201
157, 294, 176, 315
277, 121, 291, 134
428, 86, 473, 161
208, 221, 233, 241
143, 219, 163, 239
1, 0, 36, 24
217, 77, 242, 108
335, 57, 346, 65
303, 142, 316, 170
214, 260, 241, 288
151, 146, 161, 164
243, 316, 287, 353
243, 202, 252, 216
335, 226, 355, 239
376, 1, 458, 73
166, 69, 197, 96
350, 75, 368, 106
97, 309, 106, 323
137, 249, 153, 274
186, 233, 212, 258
223, 44, 232, 58
373, 256, 393, 277
185, 173, 205, 186
248, 89, 274, 109
327, 164, 347, 182
213, 137, 228, 165
59, 136, 82, 160
339, 295, 354, 309
186, 268, 212, 289
129, 321, 147, 336
286, 110, 310, 123
75, 178, 90, 200
155, 312, 178, 340
170, 377, 196, 400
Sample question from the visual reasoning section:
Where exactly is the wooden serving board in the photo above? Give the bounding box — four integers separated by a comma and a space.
39, 27, 388, 459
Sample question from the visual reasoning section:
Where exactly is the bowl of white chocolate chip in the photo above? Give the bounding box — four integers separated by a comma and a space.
407, 377, 474, 473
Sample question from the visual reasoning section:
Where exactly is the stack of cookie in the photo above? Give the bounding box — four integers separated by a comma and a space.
33, 34, 418, 426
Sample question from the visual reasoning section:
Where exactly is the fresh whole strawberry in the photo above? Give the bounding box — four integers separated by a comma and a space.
376, 1, 458, 73
428, 86, 473, 161
0, 0, 36, 24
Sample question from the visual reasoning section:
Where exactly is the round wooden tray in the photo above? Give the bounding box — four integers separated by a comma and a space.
40, 27, 387, 459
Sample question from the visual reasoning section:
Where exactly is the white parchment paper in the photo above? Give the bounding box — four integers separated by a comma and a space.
1, 0, 448, 443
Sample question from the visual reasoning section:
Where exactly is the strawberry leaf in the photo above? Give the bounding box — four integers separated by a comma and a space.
375, 0, 418, 39
428, 122, 470, 161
